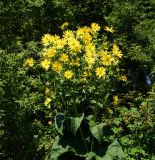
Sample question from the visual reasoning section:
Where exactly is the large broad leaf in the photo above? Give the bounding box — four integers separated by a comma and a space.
55, 113, 65, 135
44, 136, 68, 160
102, 140, 125, 160
70, 113, 84, 135
85, 140, 125, 160
89, 122, 105, 143
44, 135, 87, 160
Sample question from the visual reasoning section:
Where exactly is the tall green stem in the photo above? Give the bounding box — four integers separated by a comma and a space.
91, 137, 94, 152
79, 127, 89, 152
73, 98, 89, 152
91, 112, 96, 152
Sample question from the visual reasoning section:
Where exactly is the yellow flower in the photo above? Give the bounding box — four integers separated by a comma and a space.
52, 61, 62, 73
85, 56, 95, 68
83, 33, 92, 43
68, 38, 82, 52
98, 50, 108, 56
41, 59, 50, 70
61, 22, 69, 30
112, 44, 122, 58
43, 48, 56, 58
55, 39, 66, 49
52, 35, 60, 41
101, 55, 114, 66
76, 26, 91, 37
85, 43, 95, 54
91, 23, 100, 32
25, 57, 35, 67
59, 53, 69, 62
104, 26, 114, 33
63, 30, 74, 41
120, 75, 127, 81
85, 43, 96, 68
96, 67, 106, 78
41, 34, 53, 46
76, 27, 92, 43
113, 95, 119, 106
64, 70, 73, 79
99, 52, 114, 66
44, 97, 52, 107
41, 34, 60, 46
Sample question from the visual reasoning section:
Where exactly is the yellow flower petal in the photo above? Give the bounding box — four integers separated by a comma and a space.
41, 59, 50, 70
25, 57, 35, 67
64, 70, 73, 79
96, 67, 106, 78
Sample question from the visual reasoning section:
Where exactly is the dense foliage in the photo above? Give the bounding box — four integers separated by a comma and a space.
0, 0, 155, 159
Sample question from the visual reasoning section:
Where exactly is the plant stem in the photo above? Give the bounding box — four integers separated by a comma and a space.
73, 98, 89, 152
91, 110, 97, 152
79, 127, 89, 152
91, 137, 94, 152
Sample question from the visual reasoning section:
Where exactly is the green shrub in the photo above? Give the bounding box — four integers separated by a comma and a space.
0, 42, 54, 159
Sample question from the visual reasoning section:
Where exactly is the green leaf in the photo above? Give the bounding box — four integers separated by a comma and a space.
90, 100, 103, 108
45, 135, 87, 160
55, 113, 65, 135
70, 113, 84, 135
103, 140, 125, 160
44, 136, 68, 160
89, 122, 105, 143
86, 115, 94, 121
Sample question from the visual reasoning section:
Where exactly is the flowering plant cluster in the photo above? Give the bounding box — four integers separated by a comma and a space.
24, 23, 127, 159
25, 23, 126, 110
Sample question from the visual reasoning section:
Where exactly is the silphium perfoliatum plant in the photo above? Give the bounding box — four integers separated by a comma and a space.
24, 22, 127, 160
